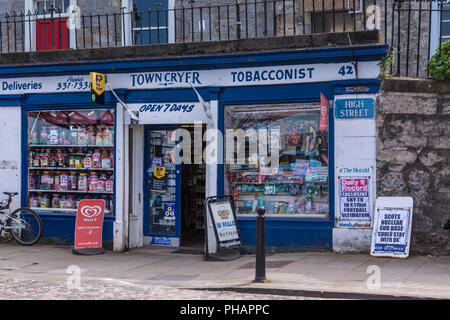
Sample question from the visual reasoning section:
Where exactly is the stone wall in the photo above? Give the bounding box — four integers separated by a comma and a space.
377, 78, 450, 256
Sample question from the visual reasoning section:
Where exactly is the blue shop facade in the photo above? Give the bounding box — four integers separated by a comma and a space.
0, 44, 387, 252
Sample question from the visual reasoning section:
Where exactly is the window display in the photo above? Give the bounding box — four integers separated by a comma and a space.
225, 104, 329, 217
27, 109, 115, 214
148, 130, 177, 235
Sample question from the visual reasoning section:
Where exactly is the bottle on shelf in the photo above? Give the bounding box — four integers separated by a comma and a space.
40, 150, 49, 167
78, 126, 88, 145
89, 172, 98, 192
70, 125, 78, 145
84, 152, 92, 169
51, 193, 60, 208
87, 125, 96, 145
93, 149, 101, 168
39, 126, 48, 144
78, 173, 88, 191
68, 171, 78, 190
101, 150, 111, 168
59, 171, 69, 191
48, 126, 59, 145
97, 173, 107, 192
39, 193, 49, 208
105, 175, 114, 192
96, 125, 104, 145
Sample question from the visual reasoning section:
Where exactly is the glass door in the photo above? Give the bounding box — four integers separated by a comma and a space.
143, 126, 180, 242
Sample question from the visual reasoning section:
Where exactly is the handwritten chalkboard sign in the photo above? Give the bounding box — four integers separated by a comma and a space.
371, 197, 414, 258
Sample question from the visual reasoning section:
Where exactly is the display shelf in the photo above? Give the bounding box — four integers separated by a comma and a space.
231, 181, 304, 185
31, 207, 113, 214
29, 144, 114, 148
236, 213, 328, 218
29, 167, 113, 171
30, 189, 113, 194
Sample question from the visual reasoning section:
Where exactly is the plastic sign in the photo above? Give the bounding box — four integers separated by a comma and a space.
74, 199, 105, 249
90, 72, 106, 104
371, 197, 414, 258
319, 93, 328, 130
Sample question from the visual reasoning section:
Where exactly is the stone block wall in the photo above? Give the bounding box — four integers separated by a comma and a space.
377, 78, 450, 256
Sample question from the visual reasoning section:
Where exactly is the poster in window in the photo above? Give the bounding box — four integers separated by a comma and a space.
339, 177, 371, 221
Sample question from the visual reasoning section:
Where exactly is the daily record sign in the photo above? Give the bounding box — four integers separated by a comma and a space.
339, 177, 371, 221
74, 199, 105, 249
371, 197, 414, 258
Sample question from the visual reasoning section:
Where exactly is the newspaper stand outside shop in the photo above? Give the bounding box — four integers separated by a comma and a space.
204, 195, 241, 261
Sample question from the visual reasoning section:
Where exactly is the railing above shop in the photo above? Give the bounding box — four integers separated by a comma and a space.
0, 0, 448, 79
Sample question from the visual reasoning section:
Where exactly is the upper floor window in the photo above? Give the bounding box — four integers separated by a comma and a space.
430, 1, 450, 56
132, 0, 169, 45
36, 0, 70, 15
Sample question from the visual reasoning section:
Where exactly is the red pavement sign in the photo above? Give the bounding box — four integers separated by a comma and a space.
74, 199, 105, 253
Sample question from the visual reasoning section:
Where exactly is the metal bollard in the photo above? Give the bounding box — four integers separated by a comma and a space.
254, 206, 266, 283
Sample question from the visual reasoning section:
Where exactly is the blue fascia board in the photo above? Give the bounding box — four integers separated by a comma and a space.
0, 44, 388, 78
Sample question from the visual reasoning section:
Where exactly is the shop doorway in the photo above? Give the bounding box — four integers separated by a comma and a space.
143, 124, 206, 250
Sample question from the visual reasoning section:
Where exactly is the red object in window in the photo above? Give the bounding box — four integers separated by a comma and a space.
36, 18, 69, 51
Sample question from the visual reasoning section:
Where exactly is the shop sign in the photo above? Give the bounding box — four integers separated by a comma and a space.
208, 199, 240, 248
128, 102, 208, 124
74, 199, 105, 249
371, 197, 414, 258
0, 61, 379, 95
334, 98, 375, 119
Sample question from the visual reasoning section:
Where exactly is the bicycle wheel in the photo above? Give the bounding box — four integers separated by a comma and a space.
8, 208, 43, 246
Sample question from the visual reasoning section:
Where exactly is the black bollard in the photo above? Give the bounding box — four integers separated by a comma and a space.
254, 206, 266, 283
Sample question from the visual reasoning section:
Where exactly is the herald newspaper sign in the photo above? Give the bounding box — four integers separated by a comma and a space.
74, 199, 106, 249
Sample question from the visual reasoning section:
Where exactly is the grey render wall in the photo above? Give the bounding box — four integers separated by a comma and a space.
377, 79, 450, 256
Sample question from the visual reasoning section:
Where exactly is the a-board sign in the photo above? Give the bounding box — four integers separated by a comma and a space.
207, 197, 241, 250
74, 199, 105, 250
371, 197, 414, 258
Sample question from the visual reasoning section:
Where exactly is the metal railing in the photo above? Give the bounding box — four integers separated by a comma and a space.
0, 0, 448, 79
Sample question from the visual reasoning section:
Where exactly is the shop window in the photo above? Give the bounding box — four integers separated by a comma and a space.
27, 109, 115, 214
430, 1, 450, 57
225, 103, 329, 217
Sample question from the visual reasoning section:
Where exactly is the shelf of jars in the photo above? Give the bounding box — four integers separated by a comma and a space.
30, 207, 113, 214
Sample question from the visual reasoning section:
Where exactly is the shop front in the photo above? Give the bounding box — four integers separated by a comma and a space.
0, 44, 386, 251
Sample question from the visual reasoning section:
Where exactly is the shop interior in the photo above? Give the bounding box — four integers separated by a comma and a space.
147, 124, 206, 250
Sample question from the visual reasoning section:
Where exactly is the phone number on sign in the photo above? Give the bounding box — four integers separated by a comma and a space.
56, 81, 90, 91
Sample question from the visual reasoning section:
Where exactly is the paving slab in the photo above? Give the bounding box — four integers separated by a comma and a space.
0, 244, 449, 299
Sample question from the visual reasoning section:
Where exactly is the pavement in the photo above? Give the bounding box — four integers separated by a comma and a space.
0, 243, 449, 300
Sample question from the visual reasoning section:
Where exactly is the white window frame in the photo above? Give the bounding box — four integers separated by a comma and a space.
25, 0, 77, 51
430, 1, 450, 57
121, 0, 175, 46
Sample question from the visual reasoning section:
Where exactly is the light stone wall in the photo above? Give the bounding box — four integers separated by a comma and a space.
376, 82, 450, 256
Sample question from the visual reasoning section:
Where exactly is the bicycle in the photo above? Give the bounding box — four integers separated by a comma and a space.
0, 192, 43, 246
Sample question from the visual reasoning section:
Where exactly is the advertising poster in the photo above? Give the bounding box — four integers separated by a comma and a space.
209, 200, 240, 248
339, 177, 371, 221
74, 199, 105, 249
371, 197, 414, 258
319, 93, 328, 130
151, 165, 167, 191
163, 202, 176, 220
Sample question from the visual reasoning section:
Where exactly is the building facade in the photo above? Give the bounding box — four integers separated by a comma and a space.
0, 0, 447, 255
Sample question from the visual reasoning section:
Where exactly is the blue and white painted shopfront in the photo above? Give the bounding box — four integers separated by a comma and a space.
0, 44, 387, 252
